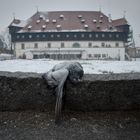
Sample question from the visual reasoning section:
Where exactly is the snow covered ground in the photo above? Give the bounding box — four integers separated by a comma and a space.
0, 53, 14, 60
0, 59, 140, 74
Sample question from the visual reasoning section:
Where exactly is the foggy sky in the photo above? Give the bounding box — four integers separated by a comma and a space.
0, 0, 140, 45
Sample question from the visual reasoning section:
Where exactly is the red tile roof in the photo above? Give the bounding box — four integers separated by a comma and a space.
112, 18, 128, 27
9, 11, 129, 32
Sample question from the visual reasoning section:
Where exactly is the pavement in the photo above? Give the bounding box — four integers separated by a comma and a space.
0, 110, 140, 140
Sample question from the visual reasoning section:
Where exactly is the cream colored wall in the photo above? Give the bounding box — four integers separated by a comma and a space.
82, 47, 125, 60
15, 41, 124, 49
14, 41, 125, 60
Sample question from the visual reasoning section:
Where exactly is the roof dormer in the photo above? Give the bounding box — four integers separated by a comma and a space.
28, 25, 32, 31
84, 24, 88, 28
99, 20, 103, 23
93, 19, 97, 23
81, 19, 85, 23
52, 19, 57, 23
36, 20, 40, 24
42, 25, 46, 29
60, 14, 64, 19
39, 15, 44, 19
100, 15, 103, 18
78, 15, 82, 18
46, 19, 49, 23
56, 25, 61, 30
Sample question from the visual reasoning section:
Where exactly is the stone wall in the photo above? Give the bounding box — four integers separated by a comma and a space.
0, 71, 140, 111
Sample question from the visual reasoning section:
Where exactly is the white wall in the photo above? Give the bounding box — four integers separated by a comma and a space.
82, 48, 125, 60
15, 41, 124, 49
14, 41, 125, 60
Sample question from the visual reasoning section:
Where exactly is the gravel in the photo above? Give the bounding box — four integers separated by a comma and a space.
0, 110, 140, 140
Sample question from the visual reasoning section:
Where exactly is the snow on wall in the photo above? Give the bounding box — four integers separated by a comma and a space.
0, 59, 140, 74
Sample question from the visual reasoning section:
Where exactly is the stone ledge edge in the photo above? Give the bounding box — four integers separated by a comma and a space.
0, 71, 140, 81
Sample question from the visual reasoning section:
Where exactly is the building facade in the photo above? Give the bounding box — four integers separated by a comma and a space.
9, 11, 131, 60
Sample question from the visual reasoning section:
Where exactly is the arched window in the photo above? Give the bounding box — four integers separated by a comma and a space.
72, 43, 80, 48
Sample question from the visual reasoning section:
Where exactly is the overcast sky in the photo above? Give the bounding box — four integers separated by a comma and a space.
0, 0, 140, 45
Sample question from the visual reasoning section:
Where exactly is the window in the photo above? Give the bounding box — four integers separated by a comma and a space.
56, 25, 61, 29
81, 19, 85, 23
102, 54, 106, 58
42, 25, 46, 30
102, 34, 105, 38
88, 54, 92, 58
115, 42, 119, 47
89, 34, 92, 38
29, 35, 32, 39
94, 54, 101, 58
109, 26, 113, 30
93, 19, 97, 23
99, 20, 103, 23
28, 25, 32, 31
88, 42, 92, 47
21, 43, 25, 50
61, 42, 64, 48
101, 42, 105, 47
22, 35, 25, 39
96, 25, 100, 29
48, 43, 51, 48
36, 20, 40, 24
42, 34, 46, 38
100, 15, 103, 18
84, 25, 88, 28
39, 15, 43, 19
73, 43, 80, 48
34, 43, 38, 48
60, 14, 64, 18
109, 34, 112, 38
66, 34, 69, 38
17, 35, 20, 39
52, 19, 57, 23
33, 54, 38, 59
95, 34, 98, 38
51, 34, 54, 38
57, 34, 60, 38
81, 34, 84, 38
74, 34, 77, 38
116, 34, 119, 38
36, 35, 40, 38
78, 15, 82, 18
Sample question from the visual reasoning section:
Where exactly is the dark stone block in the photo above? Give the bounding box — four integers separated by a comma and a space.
0, 71, 140, 111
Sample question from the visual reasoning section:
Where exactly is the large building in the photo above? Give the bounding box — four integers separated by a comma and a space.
8, 11, 131, 60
